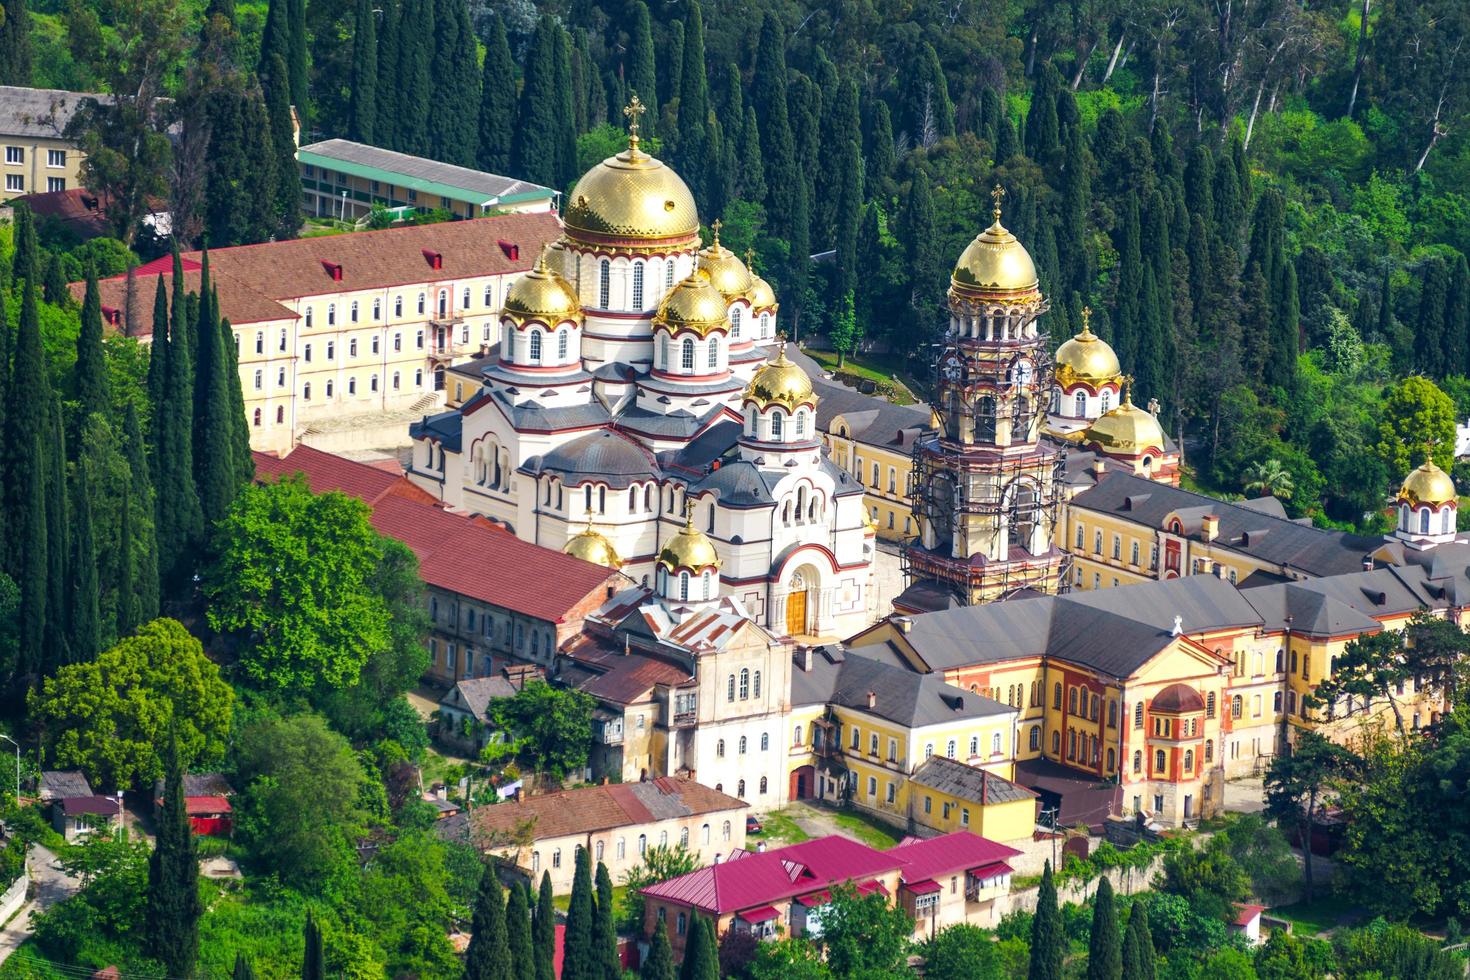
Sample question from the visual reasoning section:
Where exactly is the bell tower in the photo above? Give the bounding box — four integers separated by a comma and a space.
903, 187, 1067, 607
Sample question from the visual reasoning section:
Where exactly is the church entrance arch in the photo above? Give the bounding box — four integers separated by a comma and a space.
785, 564, 820, 636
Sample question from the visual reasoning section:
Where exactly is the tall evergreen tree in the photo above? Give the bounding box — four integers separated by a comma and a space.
995, 109, 1019, 163
145, 736, 202, 978
752, 17, 798, 239
641, 920, 675, 980
42, 396, 68, 675
1112, 196, 1143, 376
1446, 254, 1470, 376
660, 21, 683, 111
146, 276, 169, 459
901, 168, 942, 330
1184, 145, 1216, 236
286, 0, 307, 114
903, 42, 954, 146
349, 0, 377, 143
593, 862, 620, 980
1058, 124, 1092, 300
786, 170, 811, 335
1213, 148, 1242, 246
506, 880, 536, 980
263, 54, 301, 241
193, 261, 242, 526
833, 139, 864, 305
234, 954, 258, 980
678, 918, 719, 980
429, 0, 480, 166
864, 96, 895, 195
258, 0, 291, 99
738, 107, 765, 206
0, 0, 32, 84
674, 0, 712, 206
1086, 877, 1122, 980
302, 912, 325, 980
10, 203, 37, 288
1245, 188, 1298, 389
627, 2, 657, 137
1121, 903, 1156, 980
1024, 64, 1062, 162
220, 313, 252, 488
5, 278, 48, 686
73, 264, 110, 427
1418, 257, 1451, 377
397, 0, 433, 155
817, 79, 860, 245
157, 247, 203, 593
533, 873, 556, 980
66, 461, 99, 665
553, 26, 577, 188
562, 847, 596, 980
514, 19, 566, 188
477, 15, 517, 174
120, 403, 159, 635
1029, 860, 1064, 980
374, 0, 402, 148
465, 864, 511, 980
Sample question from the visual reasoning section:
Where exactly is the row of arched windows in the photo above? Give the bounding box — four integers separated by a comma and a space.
505, 324, 573, 364
715, 732, 771, 756
726, 668, 762, 702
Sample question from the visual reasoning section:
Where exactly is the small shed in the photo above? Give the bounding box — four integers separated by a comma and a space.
1231, 903, 1266, 946
38, 770, 93, 803
152, 774, 235, 836
53, 795, 122, 842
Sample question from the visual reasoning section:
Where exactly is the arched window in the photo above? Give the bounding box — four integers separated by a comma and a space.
1184, 749, 1194, 772
438, 289, 448, 316
666, 261, 676, 290
638, 834, 647, 855
599, 259, 610, 308
252, 408, 262, 427
327, 303, 336, 325
723, 820, 731, 840
795, 412, 806, 437
350, 300, 359, 323
558, 328, 568, 359
276, 406, 285, 423
659, 830, 668, 847
1053, 683, 1062, 708
992, 732, 1002, 755
484, 285, 494, 307
1421, 509, 1431, 534
1400, 504, 1409, 530
552, 849, 561, 869
1206, 692, 1216, 717
1134, 702, 1144, 728
531, 852, 540, 872
772, 412, 783, 438
1155, 750, 1166, 774
1101, 389, 1112, 413
679, 826, 689, 847
1133, 751, 1142, 773
708, 339, 718, 369
760, 732, 769, 751
701, 823, 710, 844
1029, 726, 1040, 750
717, 739, 725, 757
1074, 391, 1086, 416
1106, 747, 1115, 771
1204, 739, 1214, 763
632, 261, 645, 309
595, 840, 604, 862
739, 668, 750, 699
726, 674, 735, 702
737, 779, 746, 797
731, 307, 742, 337
1231, 695, 1243, 719
679, 571, 689, 600
759, 776, 768, 794
793, 724, 804, 746
417, 292, 426, 314
701, 570, 712, 599
1068, 687, 1078, 714
974, 395, 997, 442
946, 739, 956, 758
681, 338, 695, 370
753, 671, 761, 698
529, 330, 542, 361
1052, 731, 1060, 754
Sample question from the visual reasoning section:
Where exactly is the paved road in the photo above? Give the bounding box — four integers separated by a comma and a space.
0, 845, 81, 963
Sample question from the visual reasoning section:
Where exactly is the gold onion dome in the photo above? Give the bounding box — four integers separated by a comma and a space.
562, 96, 700, 248
1083, 390, 1165, 456
748, 274, 778, 311
503, 246, 581, 323
951, 186, 1040, 297
1054, 309, 1122, 389
658, 508, 722, 572
697, 220, 753, 300
1398, 460, 1457, 507
745, 343, 815, 412
564, 524, 622, 568
655, 265, 730, 337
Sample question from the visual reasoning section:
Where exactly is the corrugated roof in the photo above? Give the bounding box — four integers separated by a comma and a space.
0, 86, 102, 138
890, 831, 1023, 884
791, 651, 1014, 727
908, 757, 1038, 807
298, 139, 556, 205
448, 778, 745, 843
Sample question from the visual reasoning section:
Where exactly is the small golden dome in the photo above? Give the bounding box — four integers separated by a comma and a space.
562, 98, 699, 249
745, 343, 816, 412
564, 525, 621, 568
1398, 460, 1457, 508
654, 267, 729, 337
697, 221, 753, 301
951, 187, 1039, 298
1054, 310, 1122, 390
1083, 393, 1165, 456
658, 510, 721, 572
747, 275, 777, 311
503, 247, 582, 323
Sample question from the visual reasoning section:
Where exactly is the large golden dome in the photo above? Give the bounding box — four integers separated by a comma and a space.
1083, 394, 1165, 456
654, 267, 729, 337
697, 222, 753, 301
1398, 460, 1457, 507
564, 525, 622, 568
1054, 312, 1122, 390
951, 189, 1040, 299
562, 99, 699, 250
746, 344, 816, 411
658, 514, 721, 572
503, 247, 582, 324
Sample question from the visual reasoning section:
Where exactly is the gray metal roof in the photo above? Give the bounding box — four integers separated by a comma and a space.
297, 138, 556, 204
909, 756, 1037, 805
1072, 472, 1381, 578
441, 675, 523, 720
1240, 582, 1384, 638
409, 409, 464, 452
494, 391, 611, 432
790, 650, 1013, 727
536, 429, 659, 487
0, 87, 102, 139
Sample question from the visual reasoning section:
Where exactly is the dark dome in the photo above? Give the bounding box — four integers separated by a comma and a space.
1151, 683, 1204, 714
539, 429, 658, 488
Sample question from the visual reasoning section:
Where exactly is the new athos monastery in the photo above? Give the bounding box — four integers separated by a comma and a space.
405, 102, 1453, 828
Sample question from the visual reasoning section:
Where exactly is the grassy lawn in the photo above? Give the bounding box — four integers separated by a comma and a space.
753, 809, 811, 847
830, 810, 905, 850
805, 349, 921, 406
1270, 893, 1357, 936
555, 884, 628, 916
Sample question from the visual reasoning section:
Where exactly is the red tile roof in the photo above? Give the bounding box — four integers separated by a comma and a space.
1233, 903, 1266, 927
889, 831, 1023, 886
460, 777, 745, 842
252, 447, 621, 623
183, 796, 232, 815
642, 835, 907, 916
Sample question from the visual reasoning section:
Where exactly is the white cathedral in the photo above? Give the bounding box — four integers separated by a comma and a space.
407, 99, 876, 639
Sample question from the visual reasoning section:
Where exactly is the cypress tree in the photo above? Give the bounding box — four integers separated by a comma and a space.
901, 168, 942, 326
1086, 877, 1122, 980
303, 912, 325, 980
1112, 195, 1143, 376
789, 73, 821, 224
1184, 145, 1215, 236
674, 0, 712, 206
641, 920, 675, 980
234, 954, 258, 980
6, 278, 48, 686
465, 864, 511, 980
1059, 124, 1091, 300
752, 17, 798, 239
627, 2, 657, 138
660, 22, 683, 112
73, 264, 110, 426
563, 847, 596, 980
865, 97, 895, 194
349, 0, 377, 143
146, 736, 202, 978
553, 25, 577, 188
66, 461, 99, 664
222, 314, 253, 487
398, 0, 433, 155
995, 109, 1019, 164
263, 54, 301, 240
123, 401, 160, 630
1446, 254, 1470, 376
833, 139, 864, 305
286, 0, 307, 114
904, 42, 954, 146
506, 880, 536, 980
11, 203, 37, 288
817, 79, 860, 245
158, 248, 203, 593
1418, 258, 1451, 377
594, 862, 620, 980
478, 15, 517, 175
1029, 860, 1064, 980
786, 171, 811, 336
678, 918, 718, 980
113, 426, 137, 641
375, 0, 401, 149
145, 276, 169, 469
1377, 268, 1395, 342
1122, 902, 1156, 980
429, 0, 480, 167
514, 19, 565, 188
193, 260, 241, 526
43, 396, 69, 674
258, 0, 291, 99
534, 872, 556, 980
1213, 148, 1242, 247
1245, 188, 1297, 389
738, 107, 765, 206
0, 0, 33, 85
42, 254, 67, 306
1024, 64, 1061, 162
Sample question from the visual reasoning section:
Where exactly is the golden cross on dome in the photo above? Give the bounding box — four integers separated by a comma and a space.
744, 247, 756, 271
683, 497, 697, 527
710, 218, 723, 244
624, 93, 647, 148
991, 184, 1006, 222
1121, 374, 1134, 403
1081, 305, 1093, 333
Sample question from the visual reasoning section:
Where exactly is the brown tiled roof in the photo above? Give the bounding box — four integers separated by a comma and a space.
561, 633, 693, 704
458, 778, 745, 842
254, 445, 437, 506
83, 270, 298, 338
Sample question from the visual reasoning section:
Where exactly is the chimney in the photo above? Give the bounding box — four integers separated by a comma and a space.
1093, 458, 1107, 478
894, 616, 913, 634
1362, 556, 1374, 572
798, 647, 814, 672
1202, 514, 1219, 542
866, 690, 877, 709
755, 841, 767, 853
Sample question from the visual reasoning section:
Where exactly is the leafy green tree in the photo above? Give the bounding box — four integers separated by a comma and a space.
1265, 731, 1349, 903
1254, 928, 1331, 980
30, 618, 233, 787
1334, 918, 1462, 979
492, 680, 595, 780
465, 862, 511, 980
1122, 902, 1155, 980
817, 882, 912, 976
641, 920, 675, 980
206, 476, 394, 694
534, 872, 555, 980
1200, 948, 1258, 980
477, 15, 516, 175
235, 713, 369, 889
1308, 630, 1415, 737
621, 844, 699, 930
1029, 860, 1064, 980
1156, 834, 1250, 922
747, 937, 831, 980
1086, 876, 1122, 980
1216, 813, 1300, 906
233, 953, 258, 980
925, 923, 1006, 980
145, 736, 201, 978
1373, 375, 1457, 476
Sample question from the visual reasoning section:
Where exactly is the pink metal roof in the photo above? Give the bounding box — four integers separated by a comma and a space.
905, 879, 942, 895
889, 831, 1023, 885
737, 906, 780, 923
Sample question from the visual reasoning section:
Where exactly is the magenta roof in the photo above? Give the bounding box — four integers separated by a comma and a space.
889, 831, 1023, 885
641, 836, 906, 915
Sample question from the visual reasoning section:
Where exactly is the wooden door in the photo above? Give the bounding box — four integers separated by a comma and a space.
786, 588, 807, 635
